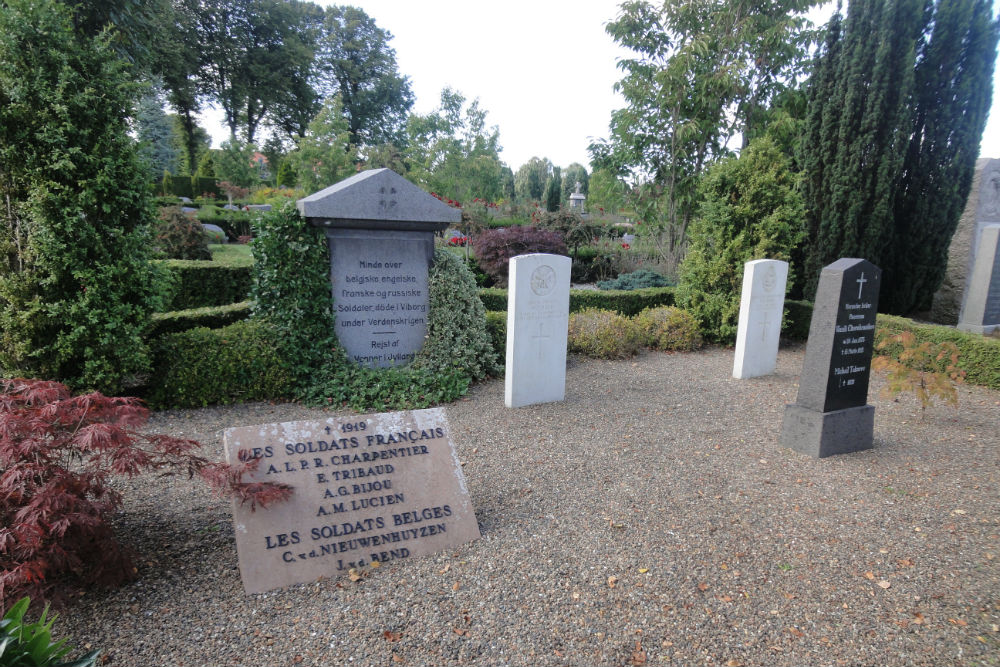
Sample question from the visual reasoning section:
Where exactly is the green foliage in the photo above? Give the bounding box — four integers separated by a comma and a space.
195, 151, 216, 178
543, 168, 562, 212
800, 0, 998, 312
676, 137, 805, 344
0, 0, 160, 394
592, 0, 819, 268
412, 250, 501, 381
249, 202, 335, 384
136, 79, 179, 182
782, 299, 814, 340
149, 301, 252, 338
514, 157, 552, 202
873, 329, 965, 415
215, 137, 258, 188
586, 168, 626, 215
634, 306, 703, 351
403, 89, 507, 203
0, 598, 98, 667
597, 269, 674, 290
317, 5, 414, 146
154, 261, 252, 312
145, 319, 293, 408
484, 311, 507, 359
287, 96, 356, 194
477, 286, 676, 317
161, 174, 194, 198
874, 314, 1000, 391
154, 207, 211, 260
531, 209, 600, 256
568, 309, 643, 359
276, 159, 297, 188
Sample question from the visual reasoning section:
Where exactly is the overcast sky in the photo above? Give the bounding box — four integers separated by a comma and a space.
200, 0, 1000, 171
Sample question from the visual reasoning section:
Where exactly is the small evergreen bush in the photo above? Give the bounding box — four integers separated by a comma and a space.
567, 308, 643, 359
597, 269, 674, 290
475, 226, 567, 287
154, 206, 212, 260
634, 306, 703, 351
0, 597, 98, 666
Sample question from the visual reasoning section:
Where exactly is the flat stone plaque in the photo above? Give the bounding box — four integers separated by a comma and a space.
223, 408, 480, 594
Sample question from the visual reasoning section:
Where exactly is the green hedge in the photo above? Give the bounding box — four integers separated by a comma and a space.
478, 287, 675, 316
485, 311, 506, 359
875, 314, 1000, 390
782, 299, 813, 341
149, 301, 252, 337
145, 319, 292, 408
155, 260, 253, 311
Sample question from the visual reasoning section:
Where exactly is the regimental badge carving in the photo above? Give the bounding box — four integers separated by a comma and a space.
761, 264, 777, 292
530, 265, 557, 296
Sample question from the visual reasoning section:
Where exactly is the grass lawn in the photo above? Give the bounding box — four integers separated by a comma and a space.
208, 243, 252, 267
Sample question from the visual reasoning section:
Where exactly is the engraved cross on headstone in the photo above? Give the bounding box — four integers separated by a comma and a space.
759, 310, 771, 343
532, 321, 550, 359
856, 272, 867, 299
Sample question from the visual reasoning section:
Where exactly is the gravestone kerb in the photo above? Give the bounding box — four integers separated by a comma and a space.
296, 169, 461, 368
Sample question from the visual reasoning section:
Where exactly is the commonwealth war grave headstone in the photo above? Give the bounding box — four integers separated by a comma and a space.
505, 253, 571, 408
781, 258, 881, 458
733, 259, 788, 379
957, 224, 1000, 335
932, 158, 1000, 323
223, 408, 480, 594
297, 169, 460, 368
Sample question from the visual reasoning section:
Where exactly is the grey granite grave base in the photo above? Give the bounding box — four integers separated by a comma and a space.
781, 403, 875, 458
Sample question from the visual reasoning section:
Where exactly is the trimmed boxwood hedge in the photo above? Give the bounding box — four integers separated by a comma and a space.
155, 261, 253, 311
478, 287, 676, 316
874, 314, 1000, 390
145, 319, 292, 408
149, 301, 252, 337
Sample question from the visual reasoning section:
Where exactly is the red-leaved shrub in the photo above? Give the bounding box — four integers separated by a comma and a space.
474, 226, 567, 287
0, 378, 291, 607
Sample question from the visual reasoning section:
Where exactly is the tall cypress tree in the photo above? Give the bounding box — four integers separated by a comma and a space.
888, 0, 998, 312
799, 0, 998, 312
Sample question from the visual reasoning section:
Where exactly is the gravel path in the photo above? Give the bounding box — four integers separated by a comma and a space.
58, 345, 999, 667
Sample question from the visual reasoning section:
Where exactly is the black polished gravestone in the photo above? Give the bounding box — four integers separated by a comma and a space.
297, 169, 460, 368
780, 258, 882, 458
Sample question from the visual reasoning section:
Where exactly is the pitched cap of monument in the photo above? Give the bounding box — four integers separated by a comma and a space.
296, 168, 461, 224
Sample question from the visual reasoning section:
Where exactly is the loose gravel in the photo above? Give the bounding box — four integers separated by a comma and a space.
58, 344, 999, 667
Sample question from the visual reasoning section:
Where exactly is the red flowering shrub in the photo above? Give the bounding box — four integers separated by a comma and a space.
0, 378, 291, 607
474, 226, 567, 287
447, 235, 468, 247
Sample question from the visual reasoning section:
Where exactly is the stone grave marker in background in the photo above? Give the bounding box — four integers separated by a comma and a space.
932, 158, 1000, 323
780, 258, 881, 458
505, 253, 571, 408
298, 169, 460, 368
957, 224, 1000, 334
223, 408, 480, 594
733, 259, 788, 379
569, 181, 586, 213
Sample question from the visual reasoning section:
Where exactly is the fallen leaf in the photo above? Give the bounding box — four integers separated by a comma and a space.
697, 582, 709, 592
453, 628, 468, 636
913, 612, 926, 625
788, 627, 804, 638
608, 575, 618, 588
949, 618, 968, 626
897, 558, 914, 567
638, 568, 649, 574
783, 592, 797, 600
630, 641, 646, 665
864, 571, 876, 580
554, 649, 564, 657
878, 580, 891, 589
662, 641, 674, 648
726, 660, 744, 667
392, 654, 404, 663
953, 509, 967, 515
452, 581, 461, 591
383, 630, 402, 642
572, 592, 581, 600
293, 656, 303, 664
439, 564, 450, 574
370, 561, 381, 569
720, 595, 734, 603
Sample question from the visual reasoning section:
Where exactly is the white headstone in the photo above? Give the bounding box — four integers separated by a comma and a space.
733, 259, 788, 379
504, 254, 571, 408
957, 224, 1000, 334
